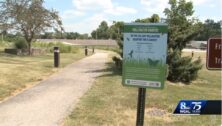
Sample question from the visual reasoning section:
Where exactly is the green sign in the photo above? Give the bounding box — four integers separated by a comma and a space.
122, 23, 168, 89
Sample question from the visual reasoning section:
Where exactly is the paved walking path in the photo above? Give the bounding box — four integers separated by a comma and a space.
0, 52, 108, 126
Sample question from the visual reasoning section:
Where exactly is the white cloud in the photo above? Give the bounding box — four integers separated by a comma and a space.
63, 14, 110, 34
62, 0, 138, 33
72, 0, 137, 16
105, 6, 137, 16
61, 10, 85, 19
140, 0, 169, 16
73, 0, 113, 11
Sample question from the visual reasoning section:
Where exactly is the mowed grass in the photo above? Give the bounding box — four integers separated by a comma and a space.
64, 51, 221, 126
0, 49, 85, 101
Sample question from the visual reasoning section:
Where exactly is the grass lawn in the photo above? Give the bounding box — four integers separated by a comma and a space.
63, 51, 221, 126
0, 48, 86, 101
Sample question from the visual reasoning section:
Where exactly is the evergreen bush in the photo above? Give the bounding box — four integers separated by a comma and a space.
14, 38, 28, 49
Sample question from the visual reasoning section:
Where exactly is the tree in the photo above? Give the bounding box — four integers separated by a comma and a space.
109, 21, 124, 40
164, 0, 202, 83
0, 0, 63, 55
194, 19, 221, 41
110, 21, 124, 68
79, 33, 89, 39
40, 32, 53, 39
135, 14, 160, 23
91, 30, 97, 39
91, 21, 110, 39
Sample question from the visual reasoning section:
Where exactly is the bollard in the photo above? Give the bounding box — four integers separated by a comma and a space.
85, 46, 88, 56
92, 47, 95, 53
54, 47, 60, 67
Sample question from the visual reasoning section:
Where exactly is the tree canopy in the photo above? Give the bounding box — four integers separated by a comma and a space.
164, 0, 202, 83
135, 14, 160, 23
91, 21, 110, 39
194, 19, 221, 41
0, 0, 63, 54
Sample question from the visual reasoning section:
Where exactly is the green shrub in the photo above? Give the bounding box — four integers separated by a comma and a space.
112, 56, 122, 70
14, 38, 28, 49
167, 49, 203, 83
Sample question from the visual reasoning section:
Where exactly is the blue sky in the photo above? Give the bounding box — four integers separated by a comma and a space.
44, 0, 221, 34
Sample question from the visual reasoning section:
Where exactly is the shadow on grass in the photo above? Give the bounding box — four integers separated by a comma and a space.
86, 62, 122, 77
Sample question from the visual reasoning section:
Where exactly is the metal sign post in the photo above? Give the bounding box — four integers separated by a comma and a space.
136, 88, 146, 126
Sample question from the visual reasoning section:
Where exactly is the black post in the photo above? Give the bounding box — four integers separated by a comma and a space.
85, 46, 88, 56
136, 88, 146, 126
54, 47, 60, 67
92, 46, 95, 53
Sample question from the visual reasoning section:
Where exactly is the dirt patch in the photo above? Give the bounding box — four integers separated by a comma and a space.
146, 108, 173, 123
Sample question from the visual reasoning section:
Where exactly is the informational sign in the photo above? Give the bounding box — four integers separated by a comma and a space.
122, 23, 168, 89
206, 37, 222, 70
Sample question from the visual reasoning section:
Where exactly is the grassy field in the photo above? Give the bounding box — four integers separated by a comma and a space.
63, 51, 221, 126
0, 47, 86, 101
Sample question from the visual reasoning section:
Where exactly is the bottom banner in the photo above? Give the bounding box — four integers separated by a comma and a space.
173, 100, 222, 115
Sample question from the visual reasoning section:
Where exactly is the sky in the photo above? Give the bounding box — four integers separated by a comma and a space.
44, 0, 221, 34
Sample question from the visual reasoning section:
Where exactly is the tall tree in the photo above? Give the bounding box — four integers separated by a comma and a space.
164, 0, 202, 83
194, 19, 221, 40
109, 21, 124, 40
91, 21, 110, 39
0, 0, 63, 55
110, 21, 124, 68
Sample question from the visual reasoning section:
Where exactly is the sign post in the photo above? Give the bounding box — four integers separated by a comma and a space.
206, 37, 222, 70
136, 88, 146, 126
123, 23, 168, 125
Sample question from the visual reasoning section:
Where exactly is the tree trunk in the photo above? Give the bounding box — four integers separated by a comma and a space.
28, 41, 31, 55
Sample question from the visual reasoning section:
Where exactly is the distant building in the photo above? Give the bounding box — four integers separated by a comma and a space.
186, 41, 207, 50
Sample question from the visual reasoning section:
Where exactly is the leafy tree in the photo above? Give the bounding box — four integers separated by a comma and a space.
110, 21, 124, 68
0, 0, 63, 55
164, 0, 202, 83
65, 32, 79, 39
109, 21, 124, 40
79, 33, 89, 39
40, 32, 53, 39
91, 30, 97, 39
53, 30, 64, 39
135, 14, 160, 23
91, 21, 110, 39
194, 19, 221, 40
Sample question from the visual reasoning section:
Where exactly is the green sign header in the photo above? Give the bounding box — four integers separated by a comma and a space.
124, 23, 168, 33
